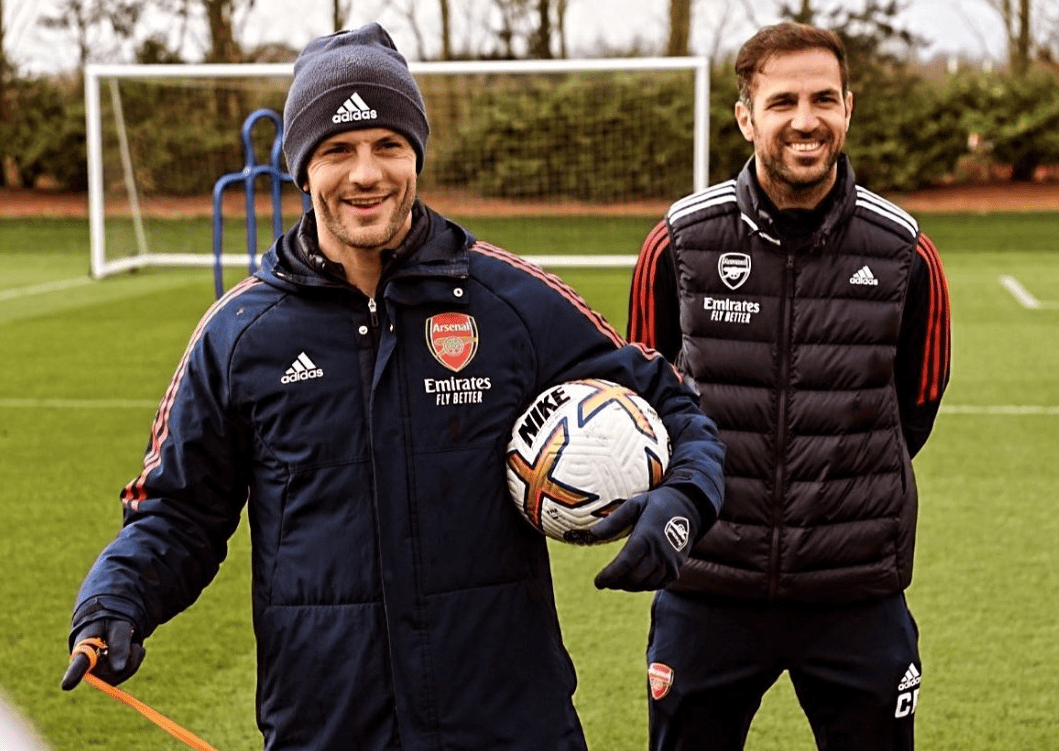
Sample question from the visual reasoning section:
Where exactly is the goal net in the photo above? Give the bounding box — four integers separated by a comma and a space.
85, 57, 709, 279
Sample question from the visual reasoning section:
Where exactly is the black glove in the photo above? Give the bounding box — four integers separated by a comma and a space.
61, 617, 145, 690
589, 486, 698, 591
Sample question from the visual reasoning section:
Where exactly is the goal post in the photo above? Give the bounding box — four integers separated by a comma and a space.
84, 56, 709, 279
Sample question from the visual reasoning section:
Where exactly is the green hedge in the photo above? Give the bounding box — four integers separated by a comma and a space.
429, 72, 696, 202
2, 64, 1057, 197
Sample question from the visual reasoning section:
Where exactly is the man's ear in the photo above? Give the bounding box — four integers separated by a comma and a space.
734, 100, 755, 143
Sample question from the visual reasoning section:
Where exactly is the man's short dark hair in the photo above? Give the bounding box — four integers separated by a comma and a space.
735, 22, 848, 109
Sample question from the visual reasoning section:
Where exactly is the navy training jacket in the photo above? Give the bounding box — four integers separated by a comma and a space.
71, 203, 725, 750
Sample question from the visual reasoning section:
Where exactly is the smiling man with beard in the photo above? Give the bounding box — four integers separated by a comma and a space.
624, 22, 952, 751
734, 41, 851, 209
59, 21, 730, 751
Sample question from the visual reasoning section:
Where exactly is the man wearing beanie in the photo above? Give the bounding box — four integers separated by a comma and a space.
61, 22, 726, 751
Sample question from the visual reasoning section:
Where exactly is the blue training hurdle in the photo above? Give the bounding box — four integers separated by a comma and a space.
212, 108, 310, 298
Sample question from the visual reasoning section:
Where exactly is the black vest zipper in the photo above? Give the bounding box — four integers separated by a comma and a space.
768, 251, 796, 598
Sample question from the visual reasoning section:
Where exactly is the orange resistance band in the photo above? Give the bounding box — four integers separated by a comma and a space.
70, 639, 221, 751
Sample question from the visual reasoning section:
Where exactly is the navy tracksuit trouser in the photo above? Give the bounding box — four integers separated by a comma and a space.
647, 590, 920, 751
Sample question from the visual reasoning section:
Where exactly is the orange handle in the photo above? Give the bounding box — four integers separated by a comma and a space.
69, 639, 221, 751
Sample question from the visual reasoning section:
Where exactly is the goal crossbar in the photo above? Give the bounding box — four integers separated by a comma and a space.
84, 56, 709, 279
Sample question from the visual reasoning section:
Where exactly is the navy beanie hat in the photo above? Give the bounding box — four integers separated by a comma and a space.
283, 22, 429, 188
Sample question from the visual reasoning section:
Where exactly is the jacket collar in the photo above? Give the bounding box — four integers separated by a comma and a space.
258, 199, 474, 292
735, 154, 858, 252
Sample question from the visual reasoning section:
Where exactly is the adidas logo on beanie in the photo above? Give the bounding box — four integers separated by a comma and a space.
282, 22, 430, 187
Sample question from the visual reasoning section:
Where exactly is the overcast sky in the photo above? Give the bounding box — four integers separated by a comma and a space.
6, 0, 1006, 75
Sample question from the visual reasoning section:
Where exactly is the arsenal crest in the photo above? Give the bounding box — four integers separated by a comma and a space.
648, 662, 674, 700
426, 313, 479, 372
718, 252, 751, 290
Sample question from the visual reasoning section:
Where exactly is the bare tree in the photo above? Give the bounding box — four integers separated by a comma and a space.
700, 1, 740, 61
544, 0, 569, 57
1015, 0, 1031, 72
737, 0, 760, 28
664, 0, 755, 61
787, 0, 814, 24
492, 0, 524, 57
439, 0, 453, 59
391, 0, 460, 60
777, 0, 831, 25
489, 0, 568, 58
1043, 0, 1059, 65
200, 0, 242, 62
982, 0, 1034, 74
667, 0, 691, 56
333, 0, 380, 31
529, 0, 552, 57
40, 0, 94, 68
556, 0, 567, 57
39, 0, 146, 68
390, 0, 428, 58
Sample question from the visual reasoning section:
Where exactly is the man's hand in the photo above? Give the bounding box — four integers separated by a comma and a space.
589, 486, 699, 592
61, 617, 144, 690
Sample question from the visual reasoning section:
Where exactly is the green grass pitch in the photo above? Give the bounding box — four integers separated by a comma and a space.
1, 210, 1057, 749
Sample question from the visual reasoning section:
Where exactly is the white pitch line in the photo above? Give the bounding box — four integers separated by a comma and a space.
999, 275, 1059, 310
0, 277, 94, 302
940, 404, 1059, 416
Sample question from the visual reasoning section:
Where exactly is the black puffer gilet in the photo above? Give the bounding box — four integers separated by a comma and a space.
667, 157, 919, 603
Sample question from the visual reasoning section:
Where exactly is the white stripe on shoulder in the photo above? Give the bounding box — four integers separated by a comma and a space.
855, 186, 918, 238
668, 180, 736, 214
668, 181, 737, 224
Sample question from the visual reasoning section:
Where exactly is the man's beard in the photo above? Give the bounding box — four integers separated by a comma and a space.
762, 139, 840, 194
318, 190, 415, 252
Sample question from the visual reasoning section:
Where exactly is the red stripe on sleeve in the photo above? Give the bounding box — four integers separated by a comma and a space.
121, 277, 262, 508
471, 241, 626, 348
629, 220, 670, 349
915, 232, 951, 405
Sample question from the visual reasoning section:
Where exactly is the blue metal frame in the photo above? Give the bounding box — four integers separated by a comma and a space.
212, 108, 310, 298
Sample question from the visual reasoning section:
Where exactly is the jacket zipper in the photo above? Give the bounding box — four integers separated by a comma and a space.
361, 291, 406, 745
768, 251, 796, 598
358, 295, 382, 417
368, 296, 379, 329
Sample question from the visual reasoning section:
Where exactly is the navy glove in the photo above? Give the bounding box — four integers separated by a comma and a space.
589, 485, 699, 591
61, 616, 145, 690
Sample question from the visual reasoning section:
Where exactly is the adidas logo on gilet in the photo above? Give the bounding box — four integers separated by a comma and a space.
849, 265, 880, 286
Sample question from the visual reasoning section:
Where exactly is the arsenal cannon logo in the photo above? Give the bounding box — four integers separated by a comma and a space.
718, 252, 751, 290
426, 313, 479, 372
